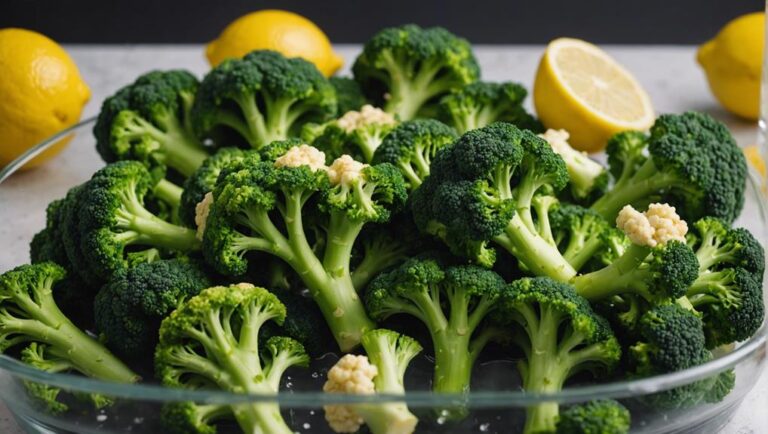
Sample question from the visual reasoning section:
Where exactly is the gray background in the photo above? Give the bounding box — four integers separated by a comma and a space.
0, 0, 763, 44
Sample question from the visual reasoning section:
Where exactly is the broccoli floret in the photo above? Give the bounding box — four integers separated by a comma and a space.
202, 147, 407, 350
75, 161, 201, 282
0, 263, 139, 390
493, 277, 620, 434
438, 81, 542, 134
94, 259, 212, 359
571, 204, 699, 305
556, 399, 630, 434
330, 76, 368, 116
629, 304, 730, 409
323, 329, 421, 434
161, 401, 233, 434
591, 112, 748, 224
192, 50, 337, 150
365, 257, 506, 410
372, 119, 458, 190
94, 70, 209, 178
605, 131, 648, 185
155, 284, 309, 434
412, 122, 577, 280
179, 147, 256, 227
353, 24, 480, 121
305, 105, 398, 162
684, 217, 765, 347
540, 129, 609, 202
550, 203, 620, 272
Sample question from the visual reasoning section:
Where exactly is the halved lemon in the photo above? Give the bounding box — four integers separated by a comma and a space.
534, 38, 654, 152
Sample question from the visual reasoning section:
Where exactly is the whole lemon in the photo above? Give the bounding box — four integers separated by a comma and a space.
697, 12, 764, 120
206, 10, 343, 76
0, 28, 90, 169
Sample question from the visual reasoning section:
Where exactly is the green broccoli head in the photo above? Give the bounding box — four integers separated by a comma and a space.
322, 162, 408, 224
494, 277, 621, 434
94, 69, 208, 178
629, 303, 726, 409
161, 401, 232, 434
192, 50, 337, 150
179, 147, 256, 227
372, 119, 458, 189
689, 217, 765, 278
94, 259, 212, 358
412, 122, 576, 280
353, 24, 480, 121
155, 284, 307, 434
592, 112, 747, 224
556, 399, 630, 434
76, 161, 201, 282
0, 263, 139, 384
306, 105, 399, 163
329, 76, 368, 116
259, 288, 335, 358
366, 256, 507, 398
438, 81, 542, 134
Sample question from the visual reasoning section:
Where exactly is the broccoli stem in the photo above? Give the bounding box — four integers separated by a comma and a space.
571, 243, 651, 300
686, 271, 738, 307
494, 214, 577, 282
589, 160, 688, 220
153, 179, 183, 209
351, 237, 409, 291
232, 402, 293, 434
280, 192, 374, 351
6, 300, 138, 383
358, 404, 419, 434
125, 212, 201, 252
562, 234, 604, 271
382, 54, 445, 120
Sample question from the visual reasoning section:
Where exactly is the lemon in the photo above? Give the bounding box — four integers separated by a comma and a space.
533, 38, 654, 153
206, 10, 343, 77
744, 145, 766, 178
0, 28, 90, 170
697, 12, 764, 120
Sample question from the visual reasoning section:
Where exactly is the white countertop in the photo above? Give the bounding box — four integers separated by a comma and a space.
0, 45, 765, 433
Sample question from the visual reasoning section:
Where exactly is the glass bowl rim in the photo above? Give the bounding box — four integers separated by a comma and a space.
0, 118, 765, 406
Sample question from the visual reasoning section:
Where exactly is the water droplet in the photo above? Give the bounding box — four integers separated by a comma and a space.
479, 422, 490, 432
133, 417, 144, 424
311, 372, 319, 378
309, 410, 315, 415
303, 423, 311, 429
96, 415, 107, 422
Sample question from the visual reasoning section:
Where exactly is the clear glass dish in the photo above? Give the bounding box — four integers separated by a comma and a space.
0, 118, 765, 434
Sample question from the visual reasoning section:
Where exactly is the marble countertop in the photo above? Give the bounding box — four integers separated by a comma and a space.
0, 45, 765, 433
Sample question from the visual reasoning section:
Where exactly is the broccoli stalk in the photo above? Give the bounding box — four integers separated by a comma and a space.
366, 258, 506, 407
494, 277, 621, 434
0, 263, 139, 385
590, 112, 747, 224
550, 204, 622, 271
153, 178, 184, 210
359, 329, 421, 433
353, 25, 480, 121
156, 284, 309, 434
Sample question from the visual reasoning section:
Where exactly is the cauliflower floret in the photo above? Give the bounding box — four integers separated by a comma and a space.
336, 104, 396, 132
616, 203, 688, 247
323, 354, 378, 433
539, 129, 573, 155
645, 203, 688, 244
617, 205, 656, 247
327, 155, 368, 186
194, 192, 214, 241
274, 145, 327, 172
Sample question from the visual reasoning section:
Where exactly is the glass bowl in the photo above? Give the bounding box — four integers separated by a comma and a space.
0, 118, 765, 434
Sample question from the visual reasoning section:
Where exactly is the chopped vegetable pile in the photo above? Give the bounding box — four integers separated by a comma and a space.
1, 24, 762, 434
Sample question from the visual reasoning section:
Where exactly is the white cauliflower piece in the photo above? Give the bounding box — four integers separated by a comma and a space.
194, 192, 214, 241
327, 155, 368, 186
616, 203, 688, 247
539, 129, 573, 155
323, 354, 378, 433
645, 203, 688, 244
336, 105, 396, 132
274, 145, 327, 172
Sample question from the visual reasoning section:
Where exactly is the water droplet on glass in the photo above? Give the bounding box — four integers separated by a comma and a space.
96, 415, 107, 422
133, 417, 144, 424
303, 423, 311, 429
479, 422, 490, 432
